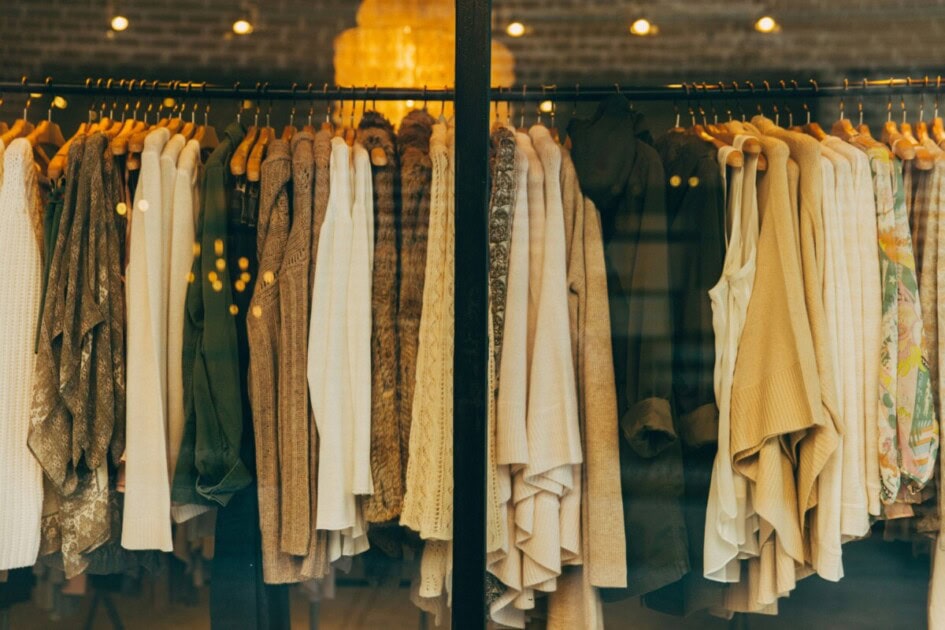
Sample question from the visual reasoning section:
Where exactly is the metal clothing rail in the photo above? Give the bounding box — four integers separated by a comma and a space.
0, 76, 944, 102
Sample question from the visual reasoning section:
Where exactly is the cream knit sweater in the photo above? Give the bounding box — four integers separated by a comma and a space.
0, 139, 44, 571
307, 138, 369, 560
167, 139, 209, 524
123, 127, 173, 551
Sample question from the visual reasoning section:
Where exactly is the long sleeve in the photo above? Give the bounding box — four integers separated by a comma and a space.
0, 139, 44, 570
123, 127, 173, 551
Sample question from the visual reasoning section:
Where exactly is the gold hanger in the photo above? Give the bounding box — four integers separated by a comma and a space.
25, 83, 67, 152
247, 92, 275, 182
898, 78, 934, 169
881, 78, 916, 161
302, 83, 317, 135
320, 84, 334, 133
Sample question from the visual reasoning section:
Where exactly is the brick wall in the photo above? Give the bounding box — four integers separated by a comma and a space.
0, 0, 945, 111
2, 0, 945, 92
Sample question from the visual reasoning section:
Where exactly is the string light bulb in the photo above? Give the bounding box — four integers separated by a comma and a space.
754, 16, 780, 33
539, 100, 553, 113
506, 22, 526, 37
630, 18, 658, 36
232, 19, 254, 35
110, 15, 129, 31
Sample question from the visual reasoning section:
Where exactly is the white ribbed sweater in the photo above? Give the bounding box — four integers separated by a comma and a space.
123, 127, 173, 551
0, 139, 43, 571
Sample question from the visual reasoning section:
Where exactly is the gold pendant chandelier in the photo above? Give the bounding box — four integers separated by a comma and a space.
334, 0, 516, 124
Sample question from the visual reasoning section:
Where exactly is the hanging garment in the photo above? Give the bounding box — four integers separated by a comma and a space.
397, 110, 435, 482
274, 131, 314, 557
247, 139, 303, 584
569, 96, 685, 600
401, 121, 455, 541
0, 138, 43, 571
358, 112, 404, 524
726, 128, 811, 609
299, 128, 333, 582
752, 118, 842, 550
812, 152, 844, 581
405, 121, 455, 613
30, 133, 133, 578
307, 137, 370, 560
123, 127, 174, 551
703, 134, 762, 584
167, 139, 210, 524
823, 136, 884, 520
870, 150, 938, 505
488, 128, 530, 629
172, 122, 253, 509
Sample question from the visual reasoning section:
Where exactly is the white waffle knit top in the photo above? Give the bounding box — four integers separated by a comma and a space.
0, 138, 44, 570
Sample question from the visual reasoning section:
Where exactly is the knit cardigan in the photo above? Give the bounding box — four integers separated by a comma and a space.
726, 129, 812, 607
358, 112, 405, 523
397, 110, 435, 479
0, 138, 44, 571
248, 140, 303, 584
275, 132, 314, 555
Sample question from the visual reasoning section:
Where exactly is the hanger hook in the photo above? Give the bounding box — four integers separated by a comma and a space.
324, 83, 331, 125
572, 83, 580, 117
422, 85, 428, 110
520, 84, 527, 128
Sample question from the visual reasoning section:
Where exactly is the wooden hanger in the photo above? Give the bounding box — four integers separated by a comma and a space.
897, 94, 935, 169
25, 111, 66, 150
247, 126, 273, 182
230, 102, 259, 176
193, 103, 220, 151
709, 122, 767, 171
0, 98, 35, 146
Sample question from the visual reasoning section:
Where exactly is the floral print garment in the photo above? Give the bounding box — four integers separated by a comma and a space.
872, 150, 939, 505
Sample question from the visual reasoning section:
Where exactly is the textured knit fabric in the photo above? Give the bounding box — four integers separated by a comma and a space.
569, 96, 685, 600
0, 138, 44, 570
823, 137, 883, 517
307, 138, 369, 560
726, 128, 811, 608
248, 139, 303, 584
401, 123, 454, 540
516, 125, 583, 590
123, 126, 174, 551
276, 131, 315, 553
358, 112, 404, 523
167, 140, 209, 524
172, 122, 253, 509
752, 118, 841, 544
488, 130, 530, 628
397, 110, 435, 480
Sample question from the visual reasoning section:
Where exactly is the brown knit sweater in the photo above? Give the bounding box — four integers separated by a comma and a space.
397, 110, 435, 478
357, 112, 404, 523
248, 140, 302, 583
276, 132, 314, 556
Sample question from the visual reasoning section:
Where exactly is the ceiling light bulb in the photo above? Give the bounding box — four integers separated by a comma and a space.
110, 15, 129, 31
630, 18, 652, 36
754, 16, 779, 33
506, 22, 526, 38
232, 19, 254, 35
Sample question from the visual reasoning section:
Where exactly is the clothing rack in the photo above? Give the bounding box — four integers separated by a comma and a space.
0, 76, 943, 103
4, 69, 944, 630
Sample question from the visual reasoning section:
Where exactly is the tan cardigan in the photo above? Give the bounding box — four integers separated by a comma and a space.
248, 140, 303, 583
752, 118, 841, 548
726, 128, 813, 604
